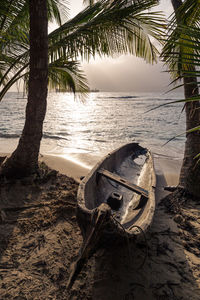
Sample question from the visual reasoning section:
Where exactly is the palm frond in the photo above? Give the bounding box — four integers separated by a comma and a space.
0, 0, 69, 99
162, 24, 200, 92
159, 0, 200, 153
162, 124, 200, 147
48, 59, 89, 95
49, 0, 165, 64
161, 0, 200, 79
172, 0, 200, 27
47, 0, 69, 25
145, 95, 200, 114
0, 0, 165, 101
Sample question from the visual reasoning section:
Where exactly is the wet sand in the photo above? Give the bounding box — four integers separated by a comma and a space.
42, 151, 182, 186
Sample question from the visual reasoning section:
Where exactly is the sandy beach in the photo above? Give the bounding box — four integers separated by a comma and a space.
0, 151, 199, 299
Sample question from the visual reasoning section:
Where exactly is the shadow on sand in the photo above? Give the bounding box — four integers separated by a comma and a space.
0, 165, 83, 300
0, 161, 199, 300
92, 172, 200, 300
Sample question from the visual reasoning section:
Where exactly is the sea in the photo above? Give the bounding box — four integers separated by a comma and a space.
0, 91, 185, 167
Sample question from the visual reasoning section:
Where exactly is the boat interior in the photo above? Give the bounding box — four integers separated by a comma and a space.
81, 143, 155, 231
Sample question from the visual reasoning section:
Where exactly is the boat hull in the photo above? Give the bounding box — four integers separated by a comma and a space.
77, 143, 156, 240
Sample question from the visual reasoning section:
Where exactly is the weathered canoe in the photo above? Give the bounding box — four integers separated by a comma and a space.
67, 143, 156, 289
77, 142, 156, 240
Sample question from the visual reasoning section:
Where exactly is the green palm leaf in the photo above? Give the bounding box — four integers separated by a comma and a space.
0, 0, 165, 101
49, 0, 165, 63
48, 59, 89, 94
160, 0, 200, 159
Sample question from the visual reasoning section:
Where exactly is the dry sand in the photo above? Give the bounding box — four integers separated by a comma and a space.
41, 154, 90, 183
0, 152, 199, 299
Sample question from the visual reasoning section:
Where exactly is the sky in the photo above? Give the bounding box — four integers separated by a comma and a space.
12, 0, 175, 93
68, 0, 175, 93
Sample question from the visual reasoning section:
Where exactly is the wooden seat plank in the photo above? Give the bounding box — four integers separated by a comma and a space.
97, 168, 148, 198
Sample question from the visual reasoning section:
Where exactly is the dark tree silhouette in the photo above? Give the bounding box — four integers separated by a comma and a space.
171, 0, 200, 197
0, 0, 48, 178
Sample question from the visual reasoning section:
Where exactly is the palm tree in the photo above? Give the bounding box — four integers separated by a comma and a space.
0, 0, 85, 101
0, 0, 48, 177
162, 0, 200, 197
0, 0, 165, 100
0, 0, 165, 178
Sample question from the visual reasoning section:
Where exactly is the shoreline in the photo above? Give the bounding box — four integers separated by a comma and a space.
0, 153, 182, 202
1, 150, 182, 188
41, 154, 91, 182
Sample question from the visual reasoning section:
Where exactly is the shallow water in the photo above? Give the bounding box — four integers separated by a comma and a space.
0, 91, 185, 164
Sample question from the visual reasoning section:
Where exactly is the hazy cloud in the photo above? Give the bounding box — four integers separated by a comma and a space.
80, 0, 174, 92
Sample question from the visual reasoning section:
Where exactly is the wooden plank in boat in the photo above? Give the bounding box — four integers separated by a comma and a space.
97, 168, 148, 198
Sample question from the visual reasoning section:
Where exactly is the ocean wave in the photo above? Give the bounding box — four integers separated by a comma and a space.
93, 139, 107, 143
87, 138, 107, 143
144, 98, 179, 102
1, 92, 185, 159
56, 132, 70, 136
0, 133, 19, 138
97, 96, 181, 102
43, 134, 69, 141
0, 132, 70, 141
98, 96, 140, 100
75, 129, 91, 134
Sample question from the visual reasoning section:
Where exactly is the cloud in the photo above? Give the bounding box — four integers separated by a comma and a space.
80, 0, 174, 92
82, 55, 171, 92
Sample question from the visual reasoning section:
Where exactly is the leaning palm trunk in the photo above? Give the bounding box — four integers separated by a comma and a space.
180, 76, 200, 196
171, 0, 200, 197
0, 0, 48, 178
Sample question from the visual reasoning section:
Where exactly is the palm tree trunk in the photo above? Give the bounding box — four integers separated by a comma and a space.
180, 77, 200, 197
171, 0, 200, 197
0, 0, 48, 178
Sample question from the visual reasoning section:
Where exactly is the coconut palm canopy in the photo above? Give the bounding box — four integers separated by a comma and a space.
162, 0, 200, 83
0, 0, 165, 101
163, 23, 200, 162
161, 0, 200, 127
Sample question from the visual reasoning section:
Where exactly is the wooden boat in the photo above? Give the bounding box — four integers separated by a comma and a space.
77, 142, 156, 240
67, 143, 156, 289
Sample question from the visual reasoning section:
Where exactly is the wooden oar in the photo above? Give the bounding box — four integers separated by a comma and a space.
67, 203, 111, 290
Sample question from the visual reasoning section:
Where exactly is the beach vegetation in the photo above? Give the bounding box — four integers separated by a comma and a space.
162, 0, 200, 198
0, 0, 165, 178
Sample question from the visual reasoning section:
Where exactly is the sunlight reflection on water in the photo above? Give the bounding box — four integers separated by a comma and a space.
1, 91, 185, 161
